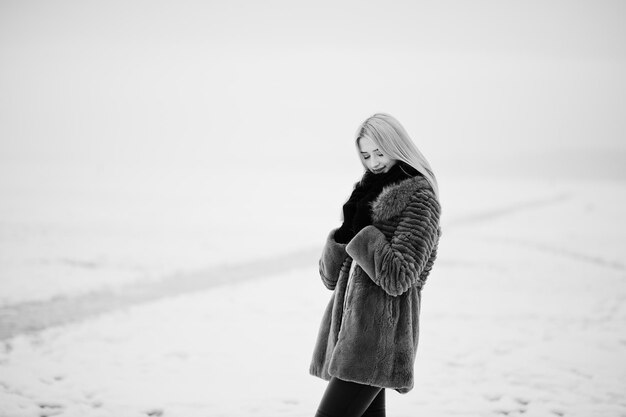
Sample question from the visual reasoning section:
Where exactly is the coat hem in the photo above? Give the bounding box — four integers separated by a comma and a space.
309, 368, 413, 394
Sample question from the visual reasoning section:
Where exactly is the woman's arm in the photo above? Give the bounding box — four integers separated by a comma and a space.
345, 189, 441, 296
318, 228, 351, 290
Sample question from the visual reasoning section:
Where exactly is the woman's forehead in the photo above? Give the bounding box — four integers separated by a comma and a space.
358, 136, 378, 152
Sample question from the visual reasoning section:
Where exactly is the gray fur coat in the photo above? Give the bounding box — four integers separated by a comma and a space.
309, 175, 442, 393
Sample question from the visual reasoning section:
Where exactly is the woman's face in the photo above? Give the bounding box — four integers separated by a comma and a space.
358, 136, 397, 174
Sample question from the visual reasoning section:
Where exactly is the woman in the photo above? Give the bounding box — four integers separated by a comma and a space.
310, 113, 442, 417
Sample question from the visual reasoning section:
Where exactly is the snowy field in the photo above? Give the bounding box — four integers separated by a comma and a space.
2, 0, 625, 415
1, 171, 625, 417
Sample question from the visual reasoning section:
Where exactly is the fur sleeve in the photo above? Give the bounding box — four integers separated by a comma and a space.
319, 228, 351, 290
345, 189, 441, 296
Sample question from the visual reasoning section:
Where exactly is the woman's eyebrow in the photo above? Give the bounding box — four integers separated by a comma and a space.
360, 149, 379, 154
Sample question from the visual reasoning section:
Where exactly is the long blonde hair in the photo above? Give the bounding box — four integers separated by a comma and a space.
355, 113, 440, 202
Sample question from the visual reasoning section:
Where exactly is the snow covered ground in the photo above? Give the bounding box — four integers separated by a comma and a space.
0, 171, 625, 416
2, 0, 625, 414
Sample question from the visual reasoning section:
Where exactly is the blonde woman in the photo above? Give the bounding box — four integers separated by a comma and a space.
310, 113, 442, 417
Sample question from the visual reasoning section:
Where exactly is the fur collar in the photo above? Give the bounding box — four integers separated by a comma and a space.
371, 175, 431, 222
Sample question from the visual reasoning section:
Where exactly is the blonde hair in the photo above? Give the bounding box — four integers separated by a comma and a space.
355, 113, 440, 202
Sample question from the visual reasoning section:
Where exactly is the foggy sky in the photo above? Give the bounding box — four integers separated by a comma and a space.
1, 0, 625, 179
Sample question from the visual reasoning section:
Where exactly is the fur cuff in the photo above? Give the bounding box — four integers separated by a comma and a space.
345, 225, 385, 285
319, 228, 349, 290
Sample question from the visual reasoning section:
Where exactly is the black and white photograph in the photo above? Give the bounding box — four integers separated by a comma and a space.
1, 1, 625, 416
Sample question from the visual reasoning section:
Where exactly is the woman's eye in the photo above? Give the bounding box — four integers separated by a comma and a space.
363, 155, 370, 159
376, 152, 384, 157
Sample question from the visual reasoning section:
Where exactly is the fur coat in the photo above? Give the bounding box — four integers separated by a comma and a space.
309, 174, 442, 393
